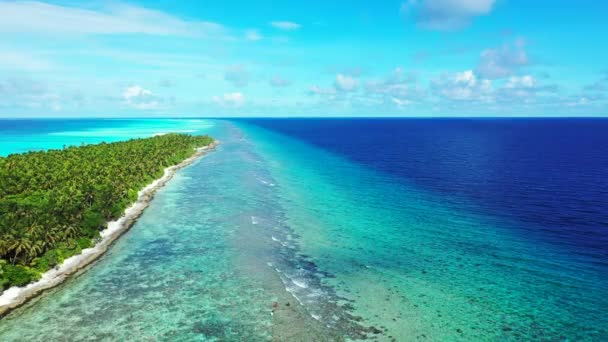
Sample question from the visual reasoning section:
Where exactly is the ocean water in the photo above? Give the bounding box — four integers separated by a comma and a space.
0, 118, 214, 157
0, 118, 606, 341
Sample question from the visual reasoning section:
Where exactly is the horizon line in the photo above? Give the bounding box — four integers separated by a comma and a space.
1, 116, 608, 120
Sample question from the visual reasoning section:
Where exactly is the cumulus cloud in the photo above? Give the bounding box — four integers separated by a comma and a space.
301, 64, 580, 115
270, 21, 301, 31
365, 68, 422, 103
269, 75, 292, 87
392, 98, 413, 107
476, 39, 529, 79
430, 71, 558, 107
0, 1, 225, 37
123, 85, 162, 109
334, 74, 359, 92
224, 65, 250, 87
245, 29, 262, 41
385, 67, 418, 85
212, 92, 245, 107
307, 69, 423, 110
496, 75, 558, 102
504, 75, 536, 89
307, 85, 336, 96
432, 70, 493, 101
402, 0, 496, 30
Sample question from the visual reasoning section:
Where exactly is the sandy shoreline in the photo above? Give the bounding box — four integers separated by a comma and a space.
0, 141, 219, 317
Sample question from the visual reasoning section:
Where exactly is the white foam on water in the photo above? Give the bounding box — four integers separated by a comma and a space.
251, 216, 259, 225
292, 279, 309, 289
284, 286, 305, 306
272, 267, 330, 324
306, 289, 324, 298
271, 236, 290, 247
259, 179, 277, 187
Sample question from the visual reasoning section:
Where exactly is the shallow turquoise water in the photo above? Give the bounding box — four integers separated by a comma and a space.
0, 121, 352, 340
0, 119, 214, 156
0, 119, 606, 340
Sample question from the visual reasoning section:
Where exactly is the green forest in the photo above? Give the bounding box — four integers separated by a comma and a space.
0, 134, 214, 290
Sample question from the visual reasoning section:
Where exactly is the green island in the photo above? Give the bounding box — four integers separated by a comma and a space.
0, 134, 214, 289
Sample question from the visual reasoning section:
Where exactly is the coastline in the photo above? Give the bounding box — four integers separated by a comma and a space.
0, 140, 220, 317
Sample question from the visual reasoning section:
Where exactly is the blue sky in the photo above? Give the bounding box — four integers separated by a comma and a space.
0, 0, 607, 117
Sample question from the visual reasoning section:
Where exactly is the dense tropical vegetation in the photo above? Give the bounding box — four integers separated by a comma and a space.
0, 133, 213, 290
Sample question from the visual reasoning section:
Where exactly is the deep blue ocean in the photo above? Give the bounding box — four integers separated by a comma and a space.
242, 118, 608, 259
0, 118, 606, 340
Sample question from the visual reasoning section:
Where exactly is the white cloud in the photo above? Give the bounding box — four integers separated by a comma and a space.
505, 75, 536, 89
124, 86, 151, 100
308, 85, 336, 96
270, 21, 301, 31
213, 92, 245, 107
123, 85, 161, 109
365, 68, 423, 104
430, 72, 558, 106
386, 67, 418, 84
224, 65, 250, 87
496, 75, 558, 102
309, 69, 422, 110
269, 76, 292, 87
366, 68, 417, 93
454, 70, 477, 86
432, 70, 493, 101
0, 1, 225, 37
335, 74, 359, 92
476, 40, 529, 79
245, 29, 262, 41
392, 98, 412, 107
402, 0, 496, 30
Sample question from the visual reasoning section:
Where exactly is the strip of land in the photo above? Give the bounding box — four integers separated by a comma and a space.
0, 138, 219, 316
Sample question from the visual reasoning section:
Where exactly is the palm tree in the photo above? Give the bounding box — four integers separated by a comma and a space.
9, 238, 32, 264
0, 133, 214, 285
